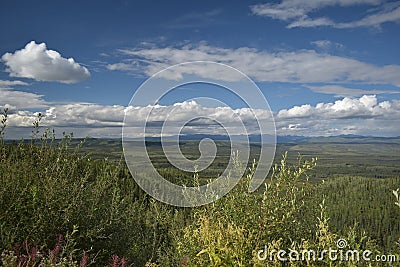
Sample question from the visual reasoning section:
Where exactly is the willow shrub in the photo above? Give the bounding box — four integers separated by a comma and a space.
169, 153, 385, 267
1, 109, 392, 266
0, 110, 185, 266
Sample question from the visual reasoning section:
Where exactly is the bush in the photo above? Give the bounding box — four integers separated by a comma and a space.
171, 154, 388, 267
0, 111, 185, 265
1, 109, 399, 266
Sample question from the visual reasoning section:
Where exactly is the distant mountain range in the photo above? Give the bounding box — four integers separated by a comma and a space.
138, 134, 400, 144
8, 134, 399, 145
278, 134, 400, 144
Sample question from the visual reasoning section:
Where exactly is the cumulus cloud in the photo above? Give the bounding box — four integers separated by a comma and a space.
3, 100, 273, 139
276, 95, 400, 136
1, 41, 90, 83
277, 95, 398, 119
108, 43, 400, 86
10, 101, 268, 128
3, 95, 400, 138
250, 0, 400, 29
4, 104, 126, 140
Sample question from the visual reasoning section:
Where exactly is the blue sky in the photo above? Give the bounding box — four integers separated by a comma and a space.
0, 0, 399, 138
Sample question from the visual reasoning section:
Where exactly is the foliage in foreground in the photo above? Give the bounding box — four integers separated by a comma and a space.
0, 110, 185, 265
169, 155, 394, 267
1, 109, 400, 266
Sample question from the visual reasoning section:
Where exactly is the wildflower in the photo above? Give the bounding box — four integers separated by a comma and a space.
111, 255, 120, 267
80, 251, 89, 267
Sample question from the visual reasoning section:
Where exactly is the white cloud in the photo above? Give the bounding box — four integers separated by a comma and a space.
4, 104, 127, 139
277, 104, 313, 118
288, 17, 335, 28
276, 95, 400, 136
335, 3, 400, 28
3, 96, 400, 138
41, 104, 127, 127
0, 80, 28, 87
1, 41, 90, 83
277, 95, 398, 119
4, 101, 273, 138
311, 40, 333, 49
306, 85, 400, 97
0, 80, 47, 110
106, 62, 137, 71
108, 43, 400, 86
250, 0, 383, 19
310, 40, 345, 53
0, 88, 48, 110
250, 0, 400, 29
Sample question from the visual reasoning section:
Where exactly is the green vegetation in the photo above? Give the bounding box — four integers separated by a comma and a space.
1, 110, 400, 266
315, 176, 400, 251
70, 137, 400, 180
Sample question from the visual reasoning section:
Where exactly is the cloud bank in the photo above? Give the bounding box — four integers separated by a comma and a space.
3, 95, 399, 138
2, 41, 90, 83
277, 95, 400, 136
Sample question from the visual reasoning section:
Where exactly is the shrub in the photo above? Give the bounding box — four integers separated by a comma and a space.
2, 109, 398, 266
0, 111, 184, 265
